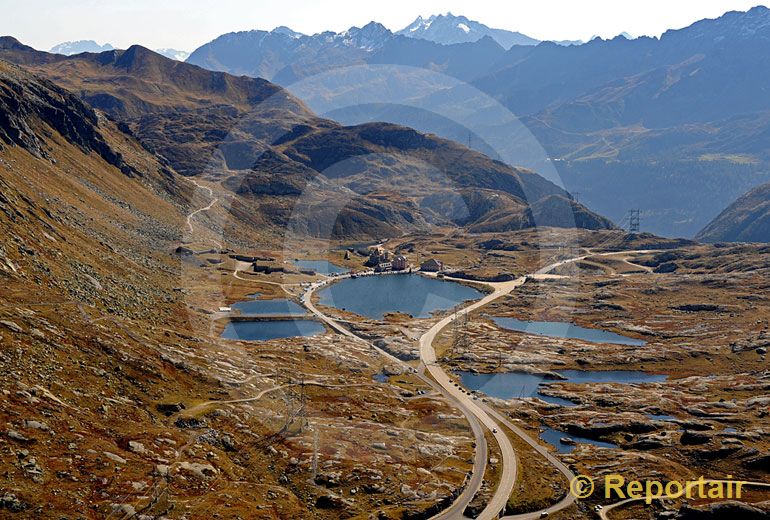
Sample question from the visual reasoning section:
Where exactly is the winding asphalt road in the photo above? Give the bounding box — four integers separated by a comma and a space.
271, 249, 667, 518
181, 192, 763, 520
301, 275, 489, 519
418, 276, 527, 519
411, 250, 661, 519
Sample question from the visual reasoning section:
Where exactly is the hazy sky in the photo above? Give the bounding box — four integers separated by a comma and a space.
2, 0, 767, 52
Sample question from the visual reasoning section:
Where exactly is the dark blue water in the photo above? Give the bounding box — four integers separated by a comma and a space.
317, 274, 483, 319
294, 260, 348, 275
647, 414, 676, 422
458, 371, 577, 406
457, 370, 666, 406
373, 372, 389, 383
491, 317, 646, 346
540, 428, 617, 454
232, 298, 307, 316
221, 320, 325, 341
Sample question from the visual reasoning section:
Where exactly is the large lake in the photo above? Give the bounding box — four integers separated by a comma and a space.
457, 370, 666, 406
317, 274, 483, 319
491, 317, 646, 346
221, 319, 325, 341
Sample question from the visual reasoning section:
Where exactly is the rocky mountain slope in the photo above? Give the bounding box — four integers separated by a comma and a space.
0, 39, 614, 238
0, 59, 480, 519
182, 6, 770, 238
0, 58, 190, 311
696, 182, 770, 242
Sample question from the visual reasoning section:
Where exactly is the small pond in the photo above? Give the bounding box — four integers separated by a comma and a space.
317, 273, 483, 319
491, 317, 646, 346
647, 414, 676, 422
232, 298, 307, 317
373, 372, 389, 383
540, 428, 618, 454
221, 320, 325, 341
457, 370, 666, 406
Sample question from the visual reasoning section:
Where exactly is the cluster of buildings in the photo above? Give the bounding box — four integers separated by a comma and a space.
365, 247, 445, 273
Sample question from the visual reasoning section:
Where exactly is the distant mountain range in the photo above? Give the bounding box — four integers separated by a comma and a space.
185, 6, 770, 239
185, 14, 582, 82
49, 40, 189, 61
50, 40, 114, 54
0, 38, 614, 238
154, 48, 190, 61
31, 7, 770, 241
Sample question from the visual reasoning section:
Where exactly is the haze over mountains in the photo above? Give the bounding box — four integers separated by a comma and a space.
49, 40, 114, 55
49, 39, 189, 61
9, 6, 770, 242
0, 37, 613, 240
396, 13, 542, 48
697, 182, 770, 242
185, 6, 770, 239
185, 13, 582, 82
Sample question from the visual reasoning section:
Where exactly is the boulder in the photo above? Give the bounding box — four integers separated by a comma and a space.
0, 493, 28, 513
156, 402, 185, 416
128, 441, 146, 454
103, 451, 127, 464
743, 453, 770, 472
178, 461, 217, 479
0, 320, 22, 333
681, 431, 712, 446
315, 493, 352, 509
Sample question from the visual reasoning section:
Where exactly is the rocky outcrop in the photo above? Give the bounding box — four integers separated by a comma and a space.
743, 452, 770, 472
0, 60, 135, 175
680, 430, 712, 445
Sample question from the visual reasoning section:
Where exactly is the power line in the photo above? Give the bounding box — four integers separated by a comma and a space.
628, 209, 641, 233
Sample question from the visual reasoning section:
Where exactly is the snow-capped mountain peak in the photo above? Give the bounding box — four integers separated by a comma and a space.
334, 21, 392, 51
154, 48, 190, 61
271, 26, 305, 39
396, 13, 539, 49
49, 40, 114, 55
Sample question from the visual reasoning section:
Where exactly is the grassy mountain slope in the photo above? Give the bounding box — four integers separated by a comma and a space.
0, 59, 479, 519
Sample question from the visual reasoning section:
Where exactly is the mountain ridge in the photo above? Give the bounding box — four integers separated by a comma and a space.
50, 40, 114, 55
696, 182, 770, 243
182, 5, 770, 237
0, 40, 615, 238
396, 13, 541, 49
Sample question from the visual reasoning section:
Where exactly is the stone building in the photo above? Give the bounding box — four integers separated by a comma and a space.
420, 258, 444, 272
